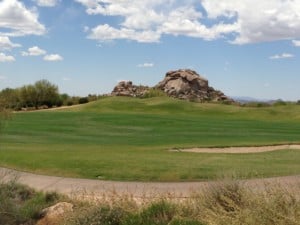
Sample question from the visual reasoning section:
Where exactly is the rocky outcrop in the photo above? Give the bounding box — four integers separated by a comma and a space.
111, 81, 150, 97
156, 69, 233, 102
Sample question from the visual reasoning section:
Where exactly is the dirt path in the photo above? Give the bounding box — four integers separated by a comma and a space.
1, 167, 299, 199
170, 144, 300, 154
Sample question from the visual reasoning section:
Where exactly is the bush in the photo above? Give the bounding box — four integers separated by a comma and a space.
273, 100, 287, 106
0, 179, 60, 225
142, 88, 167, 98
78, 97, 89, 104
71, 205, 125, 225
242, 102, 271, 107
138, 201, 177, 225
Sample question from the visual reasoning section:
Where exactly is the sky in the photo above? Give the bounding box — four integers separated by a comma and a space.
0, 0, 300, 100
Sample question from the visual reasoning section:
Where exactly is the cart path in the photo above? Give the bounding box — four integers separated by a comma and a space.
170, 144, 300, 154
1, 167, 299, 199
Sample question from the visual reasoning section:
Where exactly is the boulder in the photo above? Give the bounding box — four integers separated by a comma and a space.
156, 69, 233, 102
37, 202, 73, 225
111, 81, 150, 97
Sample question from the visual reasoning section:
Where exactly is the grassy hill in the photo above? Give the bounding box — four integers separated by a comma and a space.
0, 97, 300, 181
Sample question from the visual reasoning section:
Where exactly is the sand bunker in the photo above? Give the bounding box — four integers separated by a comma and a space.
170, 144, 300, 154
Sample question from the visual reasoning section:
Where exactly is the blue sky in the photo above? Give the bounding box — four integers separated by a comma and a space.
0, 0, 300, 100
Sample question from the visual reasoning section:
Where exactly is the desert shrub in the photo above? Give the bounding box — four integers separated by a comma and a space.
68, 180, 300, 225
71, 205, 125, 225
138, 201, 177, 225
273, 100, 287, 106
0, 179, 60, 225
78, 97, 89, 104
142, 88, 167, 98
243, 102, 270, 107
169, 219, 206, 225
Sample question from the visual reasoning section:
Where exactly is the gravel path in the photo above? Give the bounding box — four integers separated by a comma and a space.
1, 167, 299, 200
170, 144, 300, 154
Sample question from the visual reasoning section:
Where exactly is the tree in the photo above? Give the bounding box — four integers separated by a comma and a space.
19, 84, 36, 108
0, 88, 20, 109
18, 80, 60, 109
34, 79, 60, 108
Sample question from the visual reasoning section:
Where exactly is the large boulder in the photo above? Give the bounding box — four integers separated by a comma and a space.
111, 81, 150, 97
156, 69, 233, 102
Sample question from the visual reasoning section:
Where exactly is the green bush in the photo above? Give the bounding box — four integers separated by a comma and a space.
72, 205, 125, 225
142, 88, 167, 98
138, 201, 176, 225
79, 97, 89, 104
0, 180, 60, 225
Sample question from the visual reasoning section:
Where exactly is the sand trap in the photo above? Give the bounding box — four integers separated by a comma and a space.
170, 144, 300, 154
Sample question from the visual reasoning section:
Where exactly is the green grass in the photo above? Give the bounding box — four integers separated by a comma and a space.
0, 97, 300, 181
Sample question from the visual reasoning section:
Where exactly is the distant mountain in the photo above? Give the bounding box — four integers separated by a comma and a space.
231, 96, 273, 103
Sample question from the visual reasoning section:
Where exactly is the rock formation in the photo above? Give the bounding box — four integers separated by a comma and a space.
156, 69, 233, 102
111, 81, 150, 97
111, 69, 233, 103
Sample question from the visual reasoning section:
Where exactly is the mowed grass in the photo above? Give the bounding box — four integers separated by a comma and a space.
0, 97, 300, 181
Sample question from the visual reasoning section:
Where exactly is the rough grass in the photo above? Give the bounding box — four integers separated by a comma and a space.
67, 180, 300, 225
0, 97, 300, 181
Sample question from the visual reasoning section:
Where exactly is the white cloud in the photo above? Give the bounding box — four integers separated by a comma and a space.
77, 0, 235, 43
0, 0, 46, 37
0, 75, 7, 80
269, 53, 294, 60
292, 40, 300, 47
33, 0, 59, 7
0, 53, 15, 62
202, 0, 300, 44
43, 54, 63, 61
89, 24, 161, 43
137, 63, 154, 68
77, 0, 300, 44
0, 36, 21, 50
21, 46, 46, 56
62, 77, 71, 81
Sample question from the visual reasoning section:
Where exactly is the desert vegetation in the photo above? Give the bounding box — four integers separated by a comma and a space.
0, 80, 99, 111
1, 176, 299, 225
0, 176, 60, 225
67, 181, 300, 225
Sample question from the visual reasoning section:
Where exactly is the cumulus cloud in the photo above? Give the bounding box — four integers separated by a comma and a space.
0, 36, 21, 51
137, 63, 154, 68
33, 0, 59, 7
89, 24, 161, 43
292, 40, 300, 47
77, 0, 300, 44
43, 54, 63, 61
0, 53, 15, 62
0, 0, 46, 37
77, 0, 236, 43
269, 53, 294, 60
202, 0, 300, 44
21, 46, 46, 56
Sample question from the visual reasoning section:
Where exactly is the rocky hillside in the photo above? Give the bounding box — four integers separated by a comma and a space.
156, 69, 233, 102
111, 69, 233, 103
111, 81, 150, 97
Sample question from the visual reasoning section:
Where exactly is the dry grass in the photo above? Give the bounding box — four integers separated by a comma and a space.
66, 179, 300, 225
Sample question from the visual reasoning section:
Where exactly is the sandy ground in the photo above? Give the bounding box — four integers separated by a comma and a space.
170, 144, 300, 154
1, 167, 299, 201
